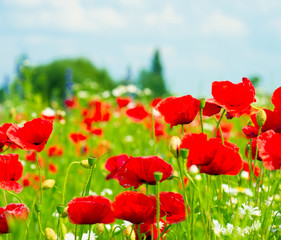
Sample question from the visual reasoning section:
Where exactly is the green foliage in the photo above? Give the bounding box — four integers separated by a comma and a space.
138, 50, 168, 97
12, 58, 116, 104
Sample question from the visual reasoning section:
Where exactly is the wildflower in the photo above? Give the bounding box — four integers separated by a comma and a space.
265, 196, 274, 206
239, 204, 261, 219
212, 219, 223, 236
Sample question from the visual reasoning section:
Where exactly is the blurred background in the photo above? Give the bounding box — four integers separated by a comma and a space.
1, 0, 281, 103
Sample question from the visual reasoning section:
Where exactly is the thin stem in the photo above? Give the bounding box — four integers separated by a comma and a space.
88, 225, 92, 240
62, 161, 80, 205
57, 214, 61, 240
35, 151, 43, 204
214, 109, 226, 137
2, 189, 7, 205
6, 190, 23, 203
199, 109, 204, 133
151, 107, 156, 154
181, 125, 185, 137
37, 213, 45, 237
1, 143, 11, 154
74, 225, 78, 240
156, 181, 160, 240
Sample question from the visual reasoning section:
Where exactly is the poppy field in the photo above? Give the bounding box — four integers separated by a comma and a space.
1, 77, 281, 240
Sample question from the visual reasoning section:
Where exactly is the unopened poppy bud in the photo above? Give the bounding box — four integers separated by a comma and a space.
124, 225, 136, 240
180, 149, 189, 159
154, 171, 163, 182
61, 207, 68, 218
45, 228, 56, 240
35, 203, 42, 213
42, 179, 55, 190
80, 160, 91, 169
200, 99, 206, 110
169, 136, 181, 158
95, 223, 104, 235
88, 156, 96, 167
56, 205, 65, 214
256, 109, 267, 127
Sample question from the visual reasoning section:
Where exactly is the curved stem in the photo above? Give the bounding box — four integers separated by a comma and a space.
214, 109, 226, 137
1, 143, 11, 154
62, 161, 80, 205
6, 190, 23, 203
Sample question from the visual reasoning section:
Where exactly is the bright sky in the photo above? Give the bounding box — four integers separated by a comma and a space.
1, 0, 281, 97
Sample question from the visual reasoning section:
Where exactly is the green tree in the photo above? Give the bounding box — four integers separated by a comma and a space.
138, 50, 168, 97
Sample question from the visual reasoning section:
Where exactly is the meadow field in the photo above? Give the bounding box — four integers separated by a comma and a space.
0, 78, 280, 240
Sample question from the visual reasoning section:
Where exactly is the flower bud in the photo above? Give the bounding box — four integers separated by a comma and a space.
35, 203, 42, 213
80, 160, 91, 169
88, 156, 96, 167
45, 228, 56, 240
200, 99, 206, 110
124, 225, 136, 240
169, 136, 181, 158
56, 205, 65, 214
256, 109, 267, 127
180, 149, 189, 159
42, 179, 55, 190
61, 207, 68, 218
95, 223, 104, 235
154, 171, 163, 182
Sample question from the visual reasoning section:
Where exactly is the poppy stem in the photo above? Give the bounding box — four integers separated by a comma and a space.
57, 214, 61, 240
2, 189, 7, 205
74, 225, 78, 240
25, 191, 38, 240
181, 125, 185, 137
214, 109, 226, 137
199, 108, 204, 133
88, 225, 92, 240
253, 126, 262, 203
155, 180, 160, 240
1, 143, 11, 154
151, 107, 156, 154
248, 138, 253, 189
5, 190, 23, 203
35, 151, 43, 204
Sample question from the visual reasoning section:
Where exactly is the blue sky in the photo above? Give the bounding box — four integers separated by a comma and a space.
1, 0, 281, 97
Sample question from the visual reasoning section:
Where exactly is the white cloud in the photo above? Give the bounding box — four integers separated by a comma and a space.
9, 0, 127, 32
144, 4, 184, 26
200, 13, 248, 37
119, 0, 143, 8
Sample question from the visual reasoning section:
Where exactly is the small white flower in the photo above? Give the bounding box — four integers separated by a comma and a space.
222, 223, 234, 235
124, 135, 134, 143
241, 171, 249, 180
243, 226, 251, 235
122, 220, 132, 228
143, 88, 152, 95
82, 231, 97, 240
212, 219, 223, 236
242, 188, 253, 197
251, 221, 261, 231
239, 204, 261, 220
195, 174, 202, 181
189, 165, 199, 174
30, 164, 36, 170
265, 196, 274, 206
65, 232, 75, 240
101, 189, 113, 196
42, 107, 56, 117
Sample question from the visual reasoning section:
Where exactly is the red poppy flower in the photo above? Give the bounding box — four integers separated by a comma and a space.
6, 118, 53, 152
257, 130, 281, 170
126, 105, 149, 122
272, 86, 281, 111
245, 138, 261, 161
181, 133, 242, 175
41, 108, 56, 121
151, 98, 162, 108
242, 160, 260, 179
69, 133, 87, 144
113, 191, 156, 224
0, 154, 23, 193
134, 218, 167, 240
67, 195, 115, 225
202, 99, 221, 117
48, 146, 63, 157
160, 192, 186, 224
117, 156, 173, 189
116, 97, 132, 108
243, 109, 281, 138
49, 163, 58, 173
64, 97, 78, 108
105, 154, 129, 180
211, 78, 256, 118
22, 173, 43, 189
90, 127, 103, 137
155, 95, 200, 127
0, 203, 29, 234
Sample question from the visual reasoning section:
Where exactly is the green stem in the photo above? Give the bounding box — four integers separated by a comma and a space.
88, 225, 92, 240
2, 189, 7, 205
37, 213, 45, 237
1, 143, 11, 154
6, 190, 23, 203
57, 214, 61, 240
35, 151, 43, 204
156, 181, 160, 240
199, 109, 204, 133
25, 192, 39, 240
74, 225, 78, 240
214, 109, 226, 137
62, 161, 80, 205
181, 125, 185, 137
151, 107, 156, 154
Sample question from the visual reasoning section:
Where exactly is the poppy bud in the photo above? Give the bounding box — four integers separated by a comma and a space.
56, 205, 65, 214
124, 225, 136, 240
80, 160, 91, 169
61, 207, 68, 218
256, 109, 267, 127
88, 156, 96, 167
169, 136, 181, 158
180, 149, 189, 159
35, 203, 42, 213
200, 99, 206, 110
45, 228, 56, 240
42, 179, 55, 190
154, 171, 163, 182
95, 223, 104, 235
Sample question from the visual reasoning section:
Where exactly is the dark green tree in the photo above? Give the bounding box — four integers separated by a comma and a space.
138, 50, 168, 97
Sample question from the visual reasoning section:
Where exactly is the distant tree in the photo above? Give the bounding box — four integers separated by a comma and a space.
250, 75, 261, 88
138, 50, 168, 97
